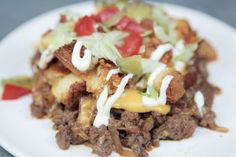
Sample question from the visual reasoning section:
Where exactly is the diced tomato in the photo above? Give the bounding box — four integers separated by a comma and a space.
118, 33, 143, 57
95, 6, 119, 22
116, 16, 130, 30
116, 16, 143, 33
1, 84, 31, 100
74, 16, 94, 36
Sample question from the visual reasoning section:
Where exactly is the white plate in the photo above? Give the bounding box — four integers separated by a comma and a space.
0, 1, 236, 157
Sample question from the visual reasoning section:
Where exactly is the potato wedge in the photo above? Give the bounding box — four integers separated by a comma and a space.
73, 95, 96, 139
154, 68, 185, 103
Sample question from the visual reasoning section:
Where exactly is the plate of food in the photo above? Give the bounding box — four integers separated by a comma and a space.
0, 0, 236, 157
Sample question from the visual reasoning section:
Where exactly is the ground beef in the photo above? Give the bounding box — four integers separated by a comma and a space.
51, 104, 78, 130
56, 126, 85, 150
31, 49, 220, 157
89, 126, 114, 157
152, 114, 197, 140
109, 111, 142, 133
31, 82, 55, 118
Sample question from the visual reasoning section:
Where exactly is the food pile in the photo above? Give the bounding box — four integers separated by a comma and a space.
1, 0, 227, 157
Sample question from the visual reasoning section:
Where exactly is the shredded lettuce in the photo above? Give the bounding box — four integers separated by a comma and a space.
153, 5, 178, 44
77, 31, 127, 65
125, 3, 152, 22
117, 55, 143, 77
174, 43, 198, 62
1, 76, 35, 89
117, 55, 167, 77
63, 11, 81, 21
103, 11, 125, 27
95, 0, 128, 10
42, 22, 76, 54
148, 85, 159, 99
141, 59, 165, 74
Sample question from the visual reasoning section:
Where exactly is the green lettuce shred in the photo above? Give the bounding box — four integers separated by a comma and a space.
77, 31, 128, 65
1, 76, 36, 89
153, 5, 178, 44
174, 43, 198, 62
125, 3, 152, 21
117, 55, 143, 77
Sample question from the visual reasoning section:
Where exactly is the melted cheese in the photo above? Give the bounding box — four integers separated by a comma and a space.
151, 43, 173, 61
142, 75, 173, 106
194, 91, 205, 115
93, 73, 133, 127
113, 89, 170, 114
72, 41, 92, 72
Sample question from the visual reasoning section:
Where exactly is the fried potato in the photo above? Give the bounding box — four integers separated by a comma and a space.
154, 68, 185, 103
176, 19, 199, 44
73, 95, 96, 139
51, 74, 85, 108
43, 62, 70, 85
196, 40, 217, 62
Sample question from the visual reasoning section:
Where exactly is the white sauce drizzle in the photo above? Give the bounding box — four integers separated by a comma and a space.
174, 61, 186, 72
106, 69, 120, 81
172, 40, 185, 56
142, 75, 173, 106
194, 91, 205, 116
94, 73, 134, 127
38, 45, 54, 69
151, 43, 173, 61
71, 41, 92, 72
147, 64, 166, 90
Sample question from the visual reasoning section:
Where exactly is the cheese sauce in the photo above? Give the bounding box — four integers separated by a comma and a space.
142, 75, 173, 106
194, 91, 205, 116
94, 73, 133, 127
71, 41, 92, 72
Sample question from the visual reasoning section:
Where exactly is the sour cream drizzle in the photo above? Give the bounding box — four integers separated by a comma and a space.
38, 45, 54, 69
94, 73, 134, 127
71, 41, 92, 72
194, 91, 205, 116
147, 64, 166, 89
150, 40, 186, 72
151, 43, 173, 61
106, 69, 120, 81
143, 75, 173, 106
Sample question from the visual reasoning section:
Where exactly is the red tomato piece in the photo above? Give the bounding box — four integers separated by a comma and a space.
1, 84, 31, 100
116, 16, 143, 33
96, 6, 119, 22
118, 33, 143, 57
74, 16, 94, 36
116, 16, 130, 30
